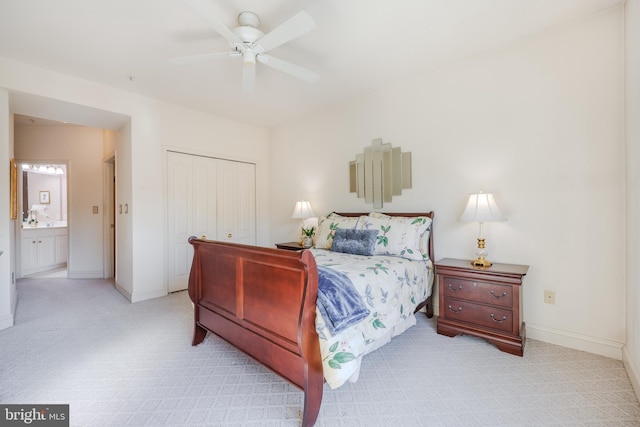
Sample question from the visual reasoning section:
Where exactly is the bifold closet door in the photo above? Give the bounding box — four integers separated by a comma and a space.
166, 152, 217, 292
217, 159, 256, 245
167, 152, 256, 292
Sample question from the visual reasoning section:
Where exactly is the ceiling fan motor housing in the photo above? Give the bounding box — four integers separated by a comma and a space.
232, 11, 263, 48
232, 25, 263, 45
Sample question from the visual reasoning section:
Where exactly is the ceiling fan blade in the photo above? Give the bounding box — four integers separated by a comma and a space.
183, 0, 244, 50
169, 51, 239, 65
242, 63, 256, 92
253, 10, 316, 54
257, 54, 319, 83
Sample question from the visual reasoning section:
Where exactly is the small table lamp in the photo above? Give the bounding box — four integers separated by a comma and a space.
291, 200, 316, 219
292, 200, 317, 247
459, 192, 506, 268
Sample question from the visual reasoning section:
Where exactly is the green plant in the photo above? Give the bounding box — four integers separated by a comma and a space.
302, 226, 315, 237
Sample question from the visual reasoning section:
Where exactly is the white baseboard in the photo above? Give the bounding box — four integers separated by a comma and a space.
623, 346, 640, 403
527, 323, 624, 360
114, 283, 166, 303
115, 283, 132, 302
130, 289, 167, 303
0, 312, 14, 331
67, 271, 104, 279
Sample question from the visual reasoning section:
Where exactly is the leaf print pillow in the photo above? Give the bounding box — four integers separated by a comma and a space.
358, 213, 432, 261
314, 213, 363, 249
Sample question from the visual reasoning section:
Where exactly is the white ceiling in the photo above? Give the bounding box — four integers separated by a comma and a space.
0, 0, 624, 129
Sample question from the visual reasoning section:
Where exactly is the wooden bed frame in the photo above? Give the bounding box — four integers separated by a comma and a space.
187, 212, 434, 426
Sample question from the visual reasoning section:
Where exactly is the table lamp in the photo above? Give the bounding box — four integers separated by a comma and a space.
292, 200, 316, 247
459, 192, 506, 267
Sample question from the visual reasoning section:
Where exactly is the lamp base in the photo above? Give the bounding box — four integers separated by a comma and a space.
471, 256, 492, 268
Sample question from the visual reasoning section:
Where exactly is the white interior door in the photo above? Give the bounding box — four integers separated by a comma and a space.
216, 160, 256, 245
234, 162, 256, 245
217, 160, 236, 243
167, 152, 256, 292
192, 156, 218, 242
166, 152, 217, 292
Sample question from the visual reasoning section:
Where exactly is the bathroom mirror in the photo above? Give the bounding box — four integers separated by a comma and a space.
349, 139, 411, 208
20, 163, 67, 226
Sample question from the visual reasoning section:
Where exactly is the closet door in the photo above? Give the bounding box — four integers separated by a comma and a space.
217, 159, 256, 245
166, 152, 217, 292
167, 152, 256, 293
235, 162, 256, 244
192, 155, 218, 241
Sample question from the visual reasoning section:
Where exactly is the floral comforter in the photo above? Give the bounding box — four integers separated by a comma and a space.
310, 248, 434, 389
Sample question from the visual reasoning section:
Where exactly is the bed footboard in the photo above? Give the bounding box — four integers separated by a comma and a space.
188, 237, 323, 427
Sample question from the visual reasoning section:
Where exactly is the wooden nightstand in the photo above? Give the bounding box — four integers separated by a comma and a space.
275, 241, 307, 251
435, 258, 529, 356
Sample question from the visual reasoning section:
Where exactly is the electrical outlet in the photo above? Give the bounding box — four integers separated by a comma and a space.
544, 290, 556, 304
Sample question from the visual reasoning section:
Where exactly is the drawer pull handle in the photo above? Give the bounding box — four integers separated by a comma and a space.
490, 290, 508, 299
447, 305, 462, 314
490, 314, 507, 323
447, 284, 463, 292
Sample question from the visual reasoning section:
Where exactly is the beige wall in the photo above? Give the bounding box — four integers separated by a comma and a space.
270, 7, 626, 359
625, 0, 640, 400
15, 125, 107, 278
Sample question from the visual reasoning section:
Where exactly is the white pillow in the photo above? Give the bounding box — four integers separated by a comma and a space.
359, 213, 432, 261
314, 213, 362, 249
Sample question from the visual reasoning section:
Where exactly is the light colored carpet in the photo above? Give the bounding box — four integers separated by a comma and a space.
1, 278, 639, 426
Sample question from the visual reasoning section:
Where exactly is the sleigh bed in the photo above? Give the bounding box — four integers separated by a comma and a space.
187, 211, 434, 426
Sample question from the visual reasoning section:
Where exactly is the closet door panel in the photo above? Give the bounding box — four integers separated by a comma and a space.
167, 152, 194, 292
192, 156, 217, 241
217, 160, 237, 243
235, 162, 256, 245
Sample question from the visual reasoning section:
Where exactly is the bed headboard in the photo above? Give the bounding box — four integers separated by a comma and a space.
332, 211, 435, 263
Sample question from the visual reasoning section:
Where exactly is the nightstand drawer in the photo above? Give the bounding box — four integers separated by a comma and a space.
441, 276, 513, 308
443, 298, 513, 333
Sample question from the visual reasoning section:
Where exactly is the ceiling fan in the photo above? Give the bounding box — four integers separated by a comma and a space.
172, 0, 320, 92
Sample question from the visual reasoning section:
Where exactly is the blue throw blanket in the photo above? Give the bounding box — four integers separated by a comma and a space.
317, 266, 370, 335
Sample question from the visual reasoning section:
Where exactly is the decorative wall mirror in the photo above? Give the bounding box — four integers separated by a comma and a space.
349, 138, 412, 208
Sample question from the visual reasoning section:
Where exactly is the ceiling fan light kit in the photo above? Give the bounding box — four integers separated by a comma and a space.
242, 50, 256, 66
175, 0, 319, 92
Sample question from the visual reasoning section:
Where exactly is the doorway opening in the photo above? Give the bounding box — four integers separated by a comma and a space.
17, 162, 69, 278
104, 157, 116, 279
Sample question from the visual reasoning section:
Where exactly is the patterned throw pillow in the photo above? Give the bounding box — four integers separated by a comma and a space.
314, 213, 362, 249
359, 213, 432, 261
330, 228, 379, 256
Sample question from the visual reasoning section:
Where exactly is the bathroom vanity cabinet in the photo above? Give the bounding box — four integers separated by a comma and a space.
21, 226, 68, 276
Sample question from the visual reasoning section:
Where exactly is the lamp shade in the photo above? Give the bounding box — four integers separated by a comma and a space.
291, 200, 316, 219
460, 192, 506, 223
